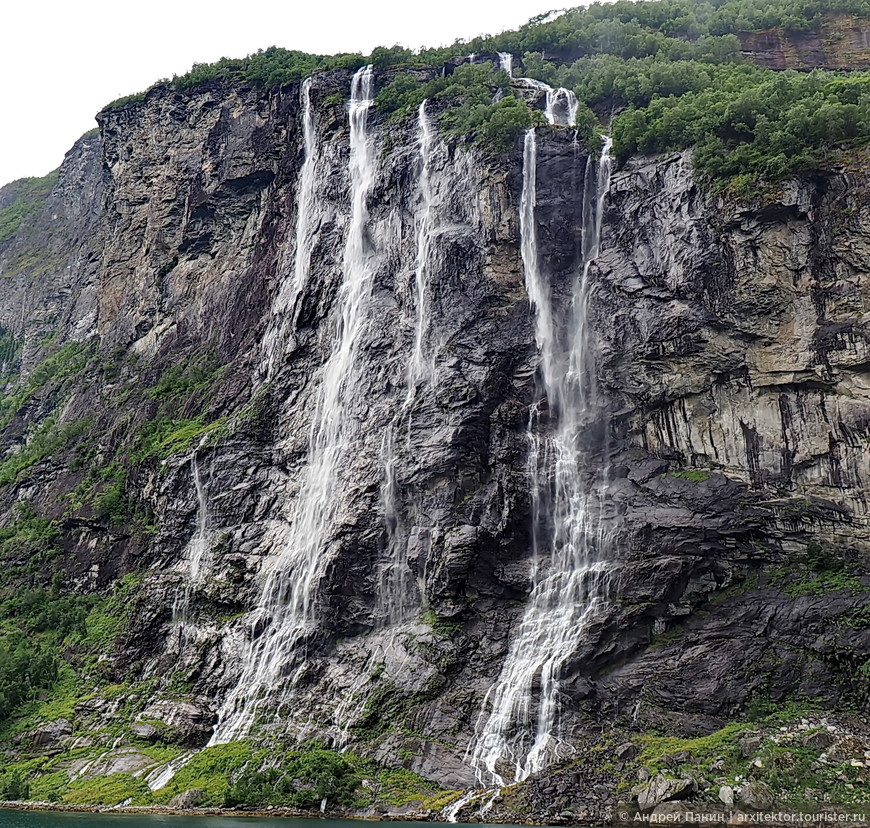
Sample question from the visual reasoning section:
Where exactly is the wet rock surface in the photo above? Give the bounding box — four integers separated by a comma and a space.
0, 64, 869, 821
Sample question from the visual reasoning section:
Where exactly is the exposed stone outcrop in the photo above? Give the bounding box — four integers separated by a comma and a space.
0, 58, 869, 820
738, 14, 870, 70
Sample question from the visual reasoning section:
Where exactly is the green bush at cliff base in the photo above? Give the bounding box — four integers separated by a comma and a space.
151, 741, 254, 806
0, 572, 143, 730
64, 773, 151, 806
0, 770, 29, 800
225, 744, 359, 809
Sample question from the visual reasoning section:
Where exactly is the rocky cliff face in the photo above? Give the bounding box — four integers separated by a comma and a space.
738, 14, 870, 69
1, 63, 869, 818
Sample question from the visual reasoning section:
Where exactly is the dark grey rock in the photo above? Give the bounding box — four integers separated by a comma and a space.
29, 719, 73, 750
169, 789, 205, 809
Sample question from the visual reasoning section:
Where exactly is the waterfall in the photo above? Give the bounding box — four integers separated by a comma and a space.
545, 87, 579, 127
515, 78, 578, 127
497, 52, 513, 77
469, 132, 615, 785
261, 76, 318, 381
171, 448, 211, 633
378, 423, 415, 626
188, 453, 210, 582
291, 77, 318, 302
210, 65, 378, 745
377, 99, 437, 624
407, 99, 437, 399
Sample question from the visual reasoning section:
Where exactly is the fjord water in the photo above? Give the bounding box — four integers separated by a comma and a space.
0, 815, 527, 828
470, 130, 616, 786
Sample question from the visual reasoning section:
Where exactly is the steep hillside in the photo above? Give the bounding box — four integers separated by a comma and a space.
0, 0, 869, 821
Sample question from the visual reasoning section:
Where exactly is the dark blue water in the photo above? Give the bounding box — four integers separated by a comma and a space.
0, 815, 507, 828
0, 815, 446, 828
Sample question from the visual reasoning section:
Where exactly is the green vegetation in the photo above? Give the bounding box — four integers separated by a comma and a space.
771, 541, 866, 596
0, 172, 57, 244
226, 744, 359, 809
134, 414, 228, 461
146, 359, 220, 403
0, 572, 143, 729
666, 468, 711, 482
0, 341, 92, 437
377, 64, 545, 152
173, 48, 366, 92
613, 67, 870, 186
0, 327, 22, 378
65, 773, 151, 806
0, 736, 441, 810
638, 720, 749, 771
459, 0, 870, 55
781, 569, 864, 597
633, 702, 870, 804
0, 416, 90, 486
94, 0, 870, 182
152, 741, 254, 806
103, 48, 367, 109
128, 358, 228, 462
0, 770, 29, 800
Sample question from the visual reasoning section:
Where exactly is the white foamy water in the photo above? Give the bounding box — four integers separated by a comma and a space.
208, 65, 379, 746
469, 132, 615, 785
514, 77, 579, 127
261, 76, 319, 381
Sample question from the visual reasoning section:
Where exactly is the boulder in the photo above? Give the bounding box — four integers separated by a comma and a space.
634, 774, 696, 810
738, 781, 775, 810
828, 737, 866, 762
137, 700, 216, 746
29, 718, 73, 750
131, 721, 159, 741
739, 735, 762, 758
802, 730, 835, 750
81, 748, 156, 777
169, 789, 205, 809
616, 742, 640, 761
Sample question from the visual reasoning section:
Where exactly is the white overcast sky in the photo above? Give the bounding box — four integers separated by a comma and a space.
0, 0, 571, 187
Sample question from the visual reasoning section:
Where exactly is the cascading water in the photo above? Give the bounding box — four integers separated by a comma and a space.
170, 448, 211, 634
210, 65, 378, 745
261, 76, 319, 381
406, 99, 437, 401
548, 87, 579, 128
469, 130, 615, 786
187, 453, 210, 583
376, 99, 437, 625
378, 423, 415, 626
497, 52, 513, 77
334, 98, 442, 746
515, 78, 579, 127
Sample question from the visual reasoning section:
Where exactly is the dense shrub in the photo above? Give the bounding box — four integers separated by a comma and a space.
225, 745, 359, 809
612, 68, 870, 181
98, 0, 870, 185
